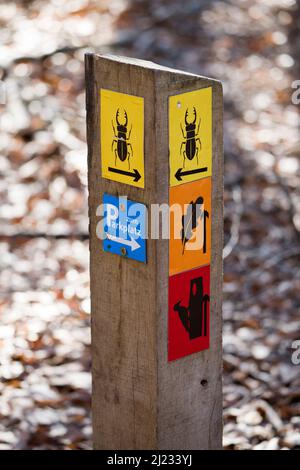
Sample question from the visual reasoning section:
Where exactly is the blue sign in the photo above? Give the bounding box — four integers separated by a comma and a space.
103, 193, 147, 263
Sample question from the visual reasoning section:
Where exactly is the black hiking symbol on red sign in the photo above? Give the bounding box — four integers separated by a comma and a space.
174, 276, 210, 340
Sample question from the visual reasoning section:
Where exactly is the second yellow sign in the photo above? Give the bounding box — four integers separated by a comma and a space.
169, 87, 212, 187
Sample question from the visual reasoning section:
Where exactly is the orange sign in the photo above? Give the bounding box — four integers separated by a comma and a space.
169, 178, 211, 276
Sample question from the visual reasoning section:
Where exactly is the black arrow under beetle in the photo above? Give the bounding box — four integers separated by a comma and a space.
112, 109, 133, 168
180, 107, 201, 168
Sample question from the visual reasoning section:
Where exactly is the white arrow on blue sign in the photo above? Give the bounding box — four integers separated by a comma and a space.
103, 193, 147, 263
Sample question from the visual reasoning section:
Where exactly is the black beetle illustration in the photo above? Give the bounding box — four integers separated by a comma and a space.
112, 109, 133, 168
180, 107, 201, 168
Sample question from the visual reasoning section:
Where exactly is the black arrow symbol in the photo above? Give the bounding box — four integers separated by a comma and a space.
108, 167, 141, 182
175, 167, 208, 181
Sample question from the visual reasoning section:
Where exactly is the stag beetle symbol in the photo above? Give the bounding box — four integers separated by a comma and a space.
180, 107, 201, 168
112, 109, 133, 168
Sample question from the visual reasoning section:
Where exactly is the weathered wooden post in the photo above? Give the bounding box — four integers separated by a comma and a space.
85, 54, 223, 450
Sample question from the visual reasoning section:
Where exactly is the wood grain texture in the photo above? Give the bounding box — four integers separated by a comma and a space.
85, 54, 223, 450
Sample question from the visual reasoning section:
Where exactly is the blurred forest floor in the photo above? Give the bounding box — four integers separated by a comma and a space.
0, 0, 300, 450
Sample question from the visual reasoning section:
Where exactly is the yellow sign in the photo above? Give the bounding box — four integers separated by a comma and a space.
100, 89, 144, 188
169, 87, 212, 187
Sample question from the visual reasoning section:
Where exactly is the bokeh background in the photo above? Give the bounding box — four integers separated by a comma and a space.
1, 0, 300, 450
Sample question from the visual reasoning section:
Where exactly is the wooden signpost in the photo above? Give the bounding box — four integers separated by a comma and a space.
85, 54, 223, 450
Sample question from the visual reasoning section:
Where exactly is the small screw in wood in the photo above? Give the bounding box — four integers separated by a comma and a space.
121, 247, 127, 256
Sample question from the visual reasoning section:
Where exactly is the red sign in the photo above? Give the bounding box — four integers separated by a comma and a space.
168, 265, 210, 361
